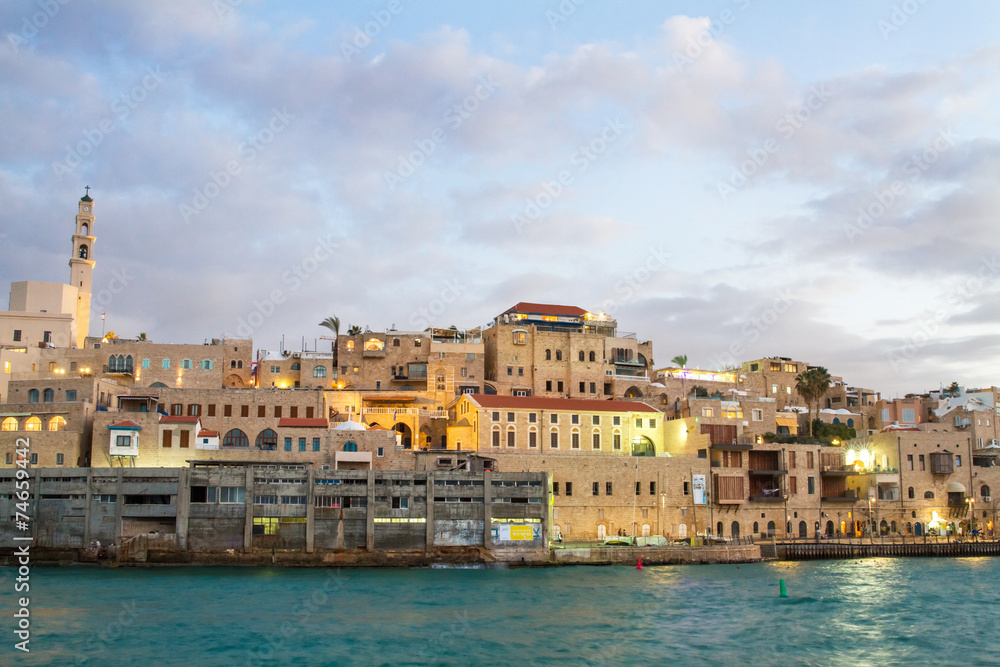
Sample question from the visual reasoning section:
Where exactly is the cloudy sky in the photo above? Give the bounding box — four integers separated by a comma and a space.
2, 0, 999, 397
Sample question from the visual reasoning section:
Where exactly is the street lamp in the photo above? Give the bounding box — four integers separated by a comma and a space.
967, 497, 976, 538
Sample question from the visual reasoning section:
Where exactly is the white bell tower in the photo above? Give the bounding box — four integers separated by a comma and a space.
69, 187, 96, 349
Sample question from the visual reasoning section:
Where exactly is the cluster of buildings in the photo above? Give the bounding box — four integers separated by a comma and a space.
2, 192, 999, 549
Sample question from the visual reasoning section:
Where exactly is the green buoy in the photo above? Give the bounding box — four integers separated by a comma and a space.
779, 578, 788, 598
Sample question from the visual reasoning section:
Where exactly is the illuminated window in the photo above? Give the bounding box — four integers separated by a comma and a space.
48, 416, 66, 431
702, 408, 713, 417
364, 338, 385, 351
1, 417, 17, 431
512, 330, 526, 345
25, 416, 42, 431
3, 361, 9, 373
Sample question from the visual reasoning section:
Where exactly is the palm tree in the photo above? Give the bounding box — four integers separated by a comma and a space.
136, 332, 147, 341
347, 324, 362, 336
319, 316, 340, 338
795, 367, 832, 438
671, 354, 689, 404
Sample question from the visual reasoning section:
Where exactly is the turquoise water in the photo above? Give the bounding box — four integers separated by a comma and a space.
2, 558, 1000, 665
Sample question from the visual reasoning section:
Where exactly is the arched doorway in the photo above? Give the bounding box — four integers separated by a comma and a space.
678, 524, 687, 538
226, 374, 244, 387
798, 521, 808, 538
597, 524, 606, 540
825, 520, 834, 537
641, 524, 650, 537
879, 519, 888, 535
716, 521, 723, 536
624, 386, 643, 399
630, 435, 655, 456
393, 423, 412, 448
766, 520, 776, 537
731, 521, 740, 539
914, 522, 923, 536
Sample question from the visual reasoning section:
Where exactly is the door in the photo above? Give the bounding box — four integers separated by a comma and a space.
597, 524, 606, 540
731, 521, 740, 539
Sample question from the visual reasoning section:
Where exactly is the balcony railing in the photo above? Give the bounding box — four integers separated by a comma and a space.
821, 490, 859, 502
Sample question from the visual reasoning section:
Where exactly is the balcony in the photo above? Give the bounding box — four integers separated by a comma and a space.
748, 468, 787, 475
820, 465, 859, 476
749, 493, 785, 503
821, 490, 859, 502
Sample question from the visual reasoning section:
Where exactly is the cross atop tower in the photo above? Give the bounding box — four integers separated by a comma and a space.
84, 185, 90, 196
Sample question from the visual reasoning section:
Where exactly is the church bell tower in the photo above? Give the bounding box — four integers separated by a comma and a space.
69, 187, 96, 349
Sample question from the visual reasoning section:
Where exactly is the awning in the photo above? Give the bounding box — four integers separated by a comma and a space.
947, 482, 967, 493
776, 415, 799, 428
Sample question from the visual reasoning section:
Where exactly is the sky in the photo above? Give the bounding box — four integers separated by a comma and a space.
2, 0, 1000, 398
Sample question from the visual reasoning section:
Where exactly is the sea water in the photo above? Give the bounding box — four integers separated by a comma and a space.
2, 558, 999, 665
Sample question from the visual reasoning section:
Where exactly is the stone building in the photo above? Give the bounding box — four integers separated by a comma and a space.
483, 303, 653, 399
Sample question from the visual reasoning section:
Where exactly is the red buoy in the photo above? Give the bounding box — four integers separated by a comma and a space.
636, 557, 643, 570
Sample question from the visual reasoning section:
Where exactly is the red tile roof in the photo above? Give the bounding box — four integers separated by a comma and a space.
467, 394, 661, 413
159, 415, 200, 424
277, 418, 329, 428
108, 420, 142, 429
198, 430, 218, 437
504, 302, 588, 318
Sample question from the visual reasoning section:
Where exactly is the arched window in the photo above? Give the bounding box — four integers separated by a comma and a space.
255, 429, 278, 450
79, 245, 87, 259
753, 521, 759, 534
982, 485, 992, 498
545, 349, 551, 361
833, 417, 840, 424
570, 427, 580, 449
506, 425, 516, 448
908, 487, 915, 499
364, 338, 384, 352
314, 366, 327, 378
28, 389, 39, 404
125, 355, 133, 371
25, 417, 42, 431
43, 388, 54, 403
578, 351, 585, 362
528, 426, 538, 449
731, 521, 740, 538
589, 351, 596, 362
549, 427, 559, 449
223, 429, 249, 448
799, 520, 808, 538
346, 341, 355, 352
847, 418, 854, 427
108, 354, 117, 371
231, 360, 236, 368
1, 417, 17, 431
591, 428, 601, 450
436, 373, 446, 390
924, 491, 934, 499
237, 360, 243, 369
556, 350, 562, 361
81, 223, 88, 235
766, 520, 776, 536
393, 338, 400, 347
48, 416, 66, 431
118, 354, 125, 371
344, 441, 358, 452
491, 425, 501, 448
290, 362, 300, 371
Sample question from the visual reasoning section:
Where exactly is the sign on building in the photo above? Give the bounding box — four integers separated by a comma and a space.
692, 474, 706, 505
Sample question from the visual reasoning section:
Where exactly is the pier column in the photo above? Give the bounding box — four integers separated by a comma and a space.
305, 467, 315, 553
175, 468, 190, 551
366, 468, 375, 551
83, 469, 93, 546
243, 467, 253, 550
483, 470, 493, 550
115, 468, 124, 540
425, 472, 434, 551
